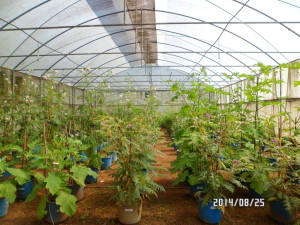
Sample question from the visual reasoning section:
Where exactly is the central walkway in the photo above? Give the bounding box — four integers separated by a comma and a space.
153, 128, 178, 186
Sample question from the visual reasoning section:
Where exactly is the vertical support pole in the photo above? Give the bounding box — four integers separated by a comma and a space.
135, 27, 138, 53
279, 69, 282, 140
72, 86, 75, 109
10, 70, 15, 95
141, 9, 143, 67
135, 0, 137, 53
39, 77, 42, 97
124, 0, 126, 24
83, 89, 85, 105
11, 70, 15, 144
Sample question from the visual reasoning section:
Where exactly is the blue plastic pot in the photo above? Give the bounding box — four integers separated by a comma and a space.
231, 142, 239, 150
109, 152, 118, 162
268, 158, 277, 164
141, 169, 149, 173
198, 199, 222, 224
33, 147, 40, 153
101, 157, 112, 170
17, 179, 34, 200
45, 201, 68, 224
68, 184, 84, 201
270, 200, 296, 223
85, 167, 98, 183
96, 143, 105, 152
0, 198, 8, 217
190, 183, 207, 197
173, 143, 179, 151
79, 153, 87, 162
0, 170, 13, 181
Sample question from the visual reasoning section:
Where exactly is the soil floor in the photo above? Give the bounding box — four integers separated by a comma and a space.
0, 129, 287, 225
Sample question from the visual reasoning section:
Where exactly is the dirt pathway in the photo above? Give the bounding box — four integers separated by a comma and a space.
153, 128, 178, 186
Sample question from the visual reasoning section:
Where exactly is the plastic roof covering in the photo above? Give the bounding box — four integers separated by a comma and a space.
0, 0, 300, 91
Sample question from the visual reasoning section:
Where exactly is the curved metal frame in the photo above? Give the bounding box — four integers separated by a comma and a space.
1, 0, 51, 29
78, 58, 225, 88
1, 2, 298, 90
68, 58, 193, 90
61, 40, 239, 85
233, 0, 300, 39
83, 51, 233, 87
1, 0, 81, 67
31, 27, 253, 83
11, 8, 286, 72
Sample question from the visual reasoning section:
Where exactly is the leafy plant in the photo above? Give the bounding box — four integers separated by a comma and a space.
99, 103, 164, 207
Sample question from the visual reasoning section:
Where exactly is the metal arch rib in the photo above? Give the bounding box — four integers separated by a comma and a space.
206, 0, 289, 62
184, 0, 250, 85
72, 55, 217, 87
1, 0, 82, 67
34, 27, 252, 82
0, 0, 51, 29
12, 10, 128, 70
233, 0, 300, 39
11, 9, 281, 72
63, 40, 237, 86
51, 28, 251, 85
79, 58, 222, 89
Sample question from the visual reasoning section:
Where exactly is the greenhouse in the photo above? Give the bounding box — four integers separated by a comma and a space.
0, 0, 300, 224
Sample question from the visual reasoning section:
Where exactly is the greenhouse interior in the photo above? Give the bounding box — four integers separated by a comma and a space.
0, 0, 300, 224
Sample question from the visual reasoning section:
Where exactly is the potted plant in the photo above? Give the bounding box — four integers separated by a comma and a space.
265, 137, 300, 223
168, 78, 247, 223
100, 102, 164, 224
267, 176, 300, 223
0, 156, 17, 217
25, 131, 98, 223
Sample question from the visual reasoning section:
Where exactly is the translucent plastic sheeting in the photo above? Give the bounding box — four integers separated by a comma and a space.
113, 67, 193, 91
0, 0, 300, 90
155, 0, 300, 86
0, 0, 141, 88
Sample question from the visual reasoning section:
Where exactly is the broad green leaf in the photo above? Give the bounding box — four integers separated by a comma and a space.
56, 191, 77, 216
7, 168, 32, 185
70, 165, 98, 186
45, 173, 65, 195
250, 181, 264, 195
0, 181, 17, 203
33, 172, 45, 183
173, 170, 189, 185
294, 81, 300, 87
37, 196, 47, 220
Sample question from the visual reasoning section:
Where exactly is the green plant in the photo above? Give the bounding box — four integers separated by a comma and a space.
100, 103, 164, 208
0, 157, 17, 204
25, 133, 98, 220
169, 75, 248, 205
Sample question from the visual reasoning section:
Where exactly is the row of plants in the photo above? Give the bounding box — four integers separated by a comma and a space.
0, 68, 165, 224
164, 63, 300, 224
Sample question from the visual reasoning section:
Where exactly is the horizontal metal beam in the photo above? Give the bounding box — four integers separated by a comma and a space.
18, 65, 266, 71
2, 21, 300, 31
80, 85, 219, 87
84, 89, 196, 91
1, 51, 299, 58
68, 80, 239, 83
54, 74, 246, 78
